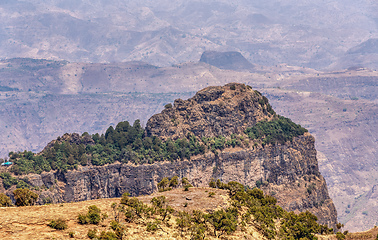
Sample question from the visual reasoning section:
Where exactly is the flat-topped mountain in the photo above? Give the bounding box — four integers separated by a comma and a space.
199, 51, 255, 71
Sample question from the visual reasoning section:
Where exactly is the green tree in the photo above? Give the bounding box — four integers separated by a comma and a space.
0, 193, 12, 207
208, 208, 237, 238
169, 176, 179, 188
13, 188, 38, 206
176, 211, 192, 237
158, 177, 169, 191
226, 181, 244, 196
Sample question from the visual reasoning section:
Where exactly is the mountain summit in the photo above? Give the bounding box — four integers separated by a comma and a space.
2, 83, 337, 229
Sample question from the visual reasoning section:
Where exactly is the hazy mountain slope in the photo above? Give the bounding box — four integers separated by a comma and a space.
1, 0, 377, 69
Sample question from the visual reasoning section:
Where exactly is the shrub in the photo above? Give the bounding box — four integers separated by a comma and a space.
146, 221, 159, 232
184, 184, 192, 191
13, 188, 38, 206
208, 192, 215, 198
0, 193, 12, 207
48, 218, 68, 230
110, 220, 127, 239
158, 177, 169, 192
169, 176, 179, 188
164, 103, 172, 109
209, 179, 216, 188
336, 232, 346, 240
88, 205, 103, 224
77, 213, 89, 224
99, 231, 118, 240
68, 231, 75, 238
87, 228, 97, 239
78, 205, 106, 225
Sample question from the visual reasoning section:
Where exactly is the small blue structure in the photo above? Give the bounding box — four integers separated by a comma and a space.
1, 161, 12, 166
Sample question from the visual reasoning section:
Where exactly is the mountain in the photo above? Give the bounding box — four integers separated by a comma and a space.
0, 57, 377, 231
0, 0, 377, 69
0, 83, 338, 229
199, 51, 254, 71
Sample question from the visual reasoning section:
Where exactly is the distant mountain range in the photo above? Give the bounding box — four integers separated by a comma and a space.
0, 0, 378, 70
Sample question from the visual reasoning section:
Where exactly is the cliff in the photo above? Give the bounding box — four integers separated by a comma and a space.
2, 83, 337, 228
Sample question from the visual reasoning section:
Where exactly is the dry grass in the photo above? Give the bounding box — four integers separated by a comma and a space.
1, 187, 375, 240
0, 187, 263, 240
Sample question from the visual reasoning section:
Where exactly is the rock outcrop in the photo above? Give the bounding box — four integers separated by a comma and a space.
2, 83, 337, 228
146, 83, 274, 140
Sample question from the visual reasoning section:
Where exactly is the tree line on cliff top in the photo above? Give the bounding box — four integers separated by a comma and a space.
6, 110, 307, 176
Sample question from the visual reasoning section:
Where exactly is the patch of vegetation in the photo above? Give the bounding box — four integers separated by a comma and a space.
0, 193, 12, 207
0, 172, 18, 189
245, 115, 308, 145
0, 172, 30, 189
8, 107, 306, 175
48, 218, 68, 230
208, 180, 333, 239
13, 188, 38, 206
78, 205, 108, 225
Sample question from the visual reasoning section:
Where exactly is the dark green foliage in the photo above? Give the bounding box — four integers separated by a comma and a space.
87, 229, 97, 239
169, 176, 179, 188
176, 211, 192, 237
13, 188, 38, 206
209, 178, 216, 188
77, 205, 106, 225
279, 211, 321, 240
208, 208, 238, 237
245, 116, 308, 145
164, 103, 172, 109
121, 193, 151, 222
336, 232, 346, 240
226, 181, 244, 196
9, 120, 208, 175
9, 113, 305, 176
0, 172, 18, 189
158, 177, 169, 192
16, 179, 30, 189
98, 231, 118, 240
0, 193, 12, 207
110, 220, 127, 239
48, 218, 68, 230
112, 179, 334, 239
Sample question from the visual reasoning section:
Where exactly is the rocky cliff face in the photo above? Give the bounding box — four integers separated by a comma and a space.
2, 83, 337, 228
146, 83, 274, 140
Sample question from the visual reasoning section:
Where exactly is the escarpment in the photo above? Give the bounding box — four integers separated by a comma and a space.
2, 83, 337, 228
